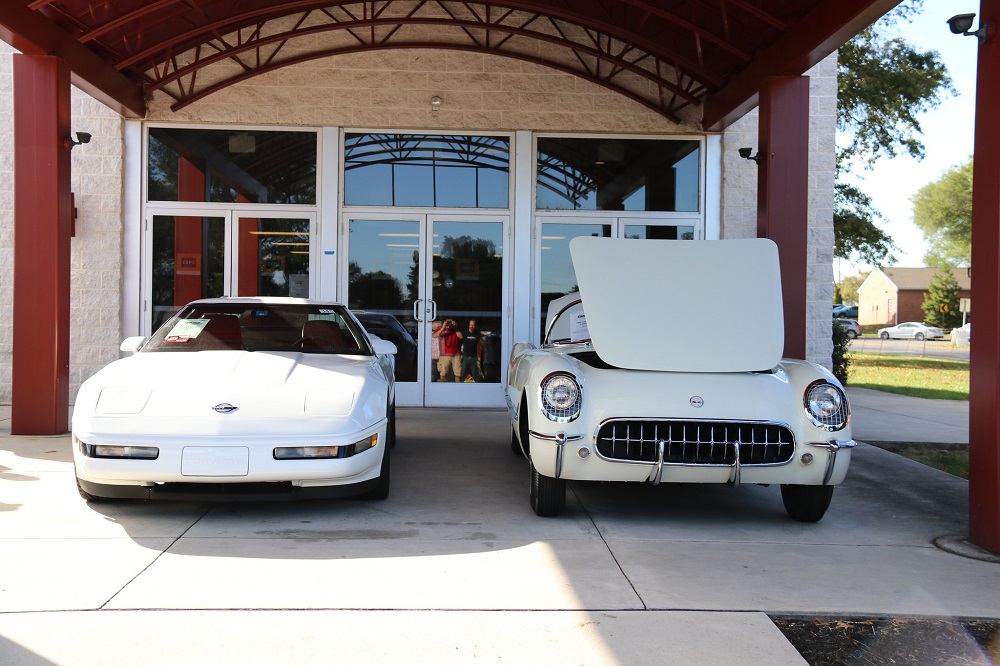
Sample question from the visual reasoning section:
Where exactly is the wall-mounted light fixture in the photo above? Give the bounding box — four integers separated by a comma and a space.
738, 147, 760, 165
66, 131, 91, 150
948, 13, 990, 44
430, 96, 443, 111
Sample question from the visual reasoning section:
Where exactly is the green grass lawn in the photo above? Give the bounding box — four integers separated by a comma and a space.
847, 352, 969, 401
847, 352, 970, 477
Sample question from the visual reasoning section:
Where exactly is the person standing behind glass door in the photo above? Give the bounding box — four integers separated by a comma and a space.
430, 320, 443, 381
433, 318, 462, 382
460, 319, 483, 382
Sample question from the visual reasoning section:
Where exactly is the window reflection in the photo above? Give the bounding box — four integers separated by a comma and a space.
623, 225, 695, 240
150, 215, 226, 332
536, 138, 700, 212
147, 128, 317, 204
237, 218, 311, 298
539, 223, 611, 338
344, 134, 510, 208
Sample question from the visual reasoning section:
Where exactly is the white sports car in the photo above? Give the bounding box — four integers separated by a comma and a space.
72, 298, 397, 502
506, 237, 854, 521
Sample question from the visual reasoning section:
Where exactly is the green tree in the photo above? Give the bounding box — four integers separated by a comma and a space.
835, 271, 869, 305
911, 157, 973, 267
921, 269, 962, 328
835, 1, 954, 265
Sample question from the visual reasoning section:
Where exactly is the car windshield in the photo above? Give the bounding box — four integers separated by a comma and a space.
544, 299, 591, 345
141, 302, 372, 355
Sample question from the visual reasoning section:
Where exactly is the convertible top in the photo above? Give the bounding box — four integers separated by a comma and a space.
569, 237, 784, 372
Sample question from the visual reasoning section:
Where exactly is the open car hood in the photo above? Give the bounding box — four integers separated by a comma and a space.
569, 237, 784, 372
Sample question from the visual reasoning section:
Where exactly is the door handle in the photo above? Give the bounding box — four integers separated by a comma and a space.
429, 300, 437, 321
413, 300, 423, 322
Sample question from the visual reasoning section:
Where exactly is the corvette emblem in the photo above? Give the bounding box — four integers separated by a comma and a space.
212, 403, 238, 414
689, 396, 704, 408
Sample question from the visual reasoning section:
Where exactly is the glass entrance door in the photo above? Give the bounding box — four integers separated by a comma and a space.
145, 210, 316, 334
343, 214, 509, 407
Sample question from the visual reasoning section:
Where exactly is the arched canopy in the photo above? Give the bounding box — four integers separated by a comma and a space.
1, 0, 901, 127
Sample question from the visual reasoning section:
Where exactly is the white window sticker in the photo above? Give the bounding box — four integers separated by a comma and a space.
164, 318, 209, 343
570, 311, 590, 342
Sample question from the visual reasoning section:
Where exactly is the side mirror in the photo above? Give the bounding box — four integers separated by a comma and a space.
370, 337, 397, 356
119, 336, 146, 354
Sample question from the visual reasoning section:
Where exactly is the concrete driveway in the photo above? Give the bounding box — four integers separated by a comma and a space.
0, 404, 997, 665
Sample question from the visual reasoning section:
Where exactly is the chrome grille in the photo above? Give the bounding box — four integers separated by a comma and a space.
595, 420, 794, 465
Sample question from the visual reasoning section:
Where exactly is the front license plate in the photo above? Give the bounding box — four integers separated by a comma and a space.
181, 446, 250, 477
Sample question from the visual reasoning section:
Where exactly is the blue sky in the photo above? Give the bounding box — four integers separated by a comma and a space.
836, 2, 980, 279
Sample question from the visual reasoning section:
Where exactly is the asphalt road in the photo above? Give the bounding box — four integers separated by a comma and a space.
849, 336, 969, 361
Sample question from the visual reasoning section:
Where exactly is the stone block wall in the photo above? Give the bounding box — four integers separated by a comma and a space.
0, 42, 124, 404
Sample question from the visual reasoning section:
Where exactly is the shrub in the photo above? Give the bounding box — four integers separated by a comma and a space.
832, 319, 851, 384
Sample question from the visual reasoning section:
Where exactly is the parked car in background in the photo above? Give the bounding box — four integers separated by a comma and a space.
72, 298, 397, 502
352, 311, 418, 382
877, 321, 945, 341
833, 318, 862, 339
833, 304, 858, 319
506, 237, 854, 522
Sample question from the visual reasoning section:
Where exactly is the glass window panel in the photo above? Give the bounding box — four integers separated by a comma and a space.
237, 217, 311, 298
344, 134, 509, 208
623, 225, 695, 240
150, 215, 226, 332
539, 223, 611, 338
536, 137, 700, 212
431, 221, 504, 384
147, 128, 317, 204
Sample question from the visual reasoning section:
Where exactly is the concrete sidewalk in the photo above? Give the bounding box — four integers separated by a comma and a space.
0, 393, 996, 665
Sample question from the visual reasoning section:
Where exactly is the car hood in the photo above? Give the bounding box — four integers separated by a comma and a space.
569, 236, 784, 373
76, 350, 380, 419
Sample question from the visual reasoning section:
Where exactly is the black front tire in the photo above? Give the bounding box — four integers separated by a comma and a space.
781, 484, 834, 522
879, 331, 889, 340
76, 477, 105, 503
387, 403, 397, 449
847, 330, 857, 339
915, 332, 925, 341
529, 460, 565, 517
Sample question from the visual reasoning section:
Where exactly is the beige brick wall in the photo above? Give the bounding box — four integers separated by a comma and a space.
721, 53, 837, 369
146, 50, 701, 133
0, 43, 124, 404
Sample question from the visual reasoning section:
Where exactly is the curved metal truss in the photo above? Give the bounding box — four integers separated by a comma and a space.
28, 0, 792, 120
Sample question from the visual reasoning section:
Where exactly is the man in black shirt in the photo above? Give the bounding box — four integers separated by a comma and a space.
460, 319, 483, 382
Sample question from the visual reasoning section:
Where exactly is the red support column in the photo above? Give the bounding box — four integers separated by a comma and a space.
757, 76, 810, 360
969, 0, 1000, 554
11, 55, 72, 435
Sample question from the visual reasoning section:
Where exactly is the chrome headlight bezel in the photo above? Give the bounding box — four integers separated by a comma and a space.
803, 380, 849, 431
539, 372, 582, 423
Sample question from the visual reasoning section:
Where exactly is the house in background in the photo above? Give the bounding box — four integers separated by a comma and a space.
857, 267, 971, 326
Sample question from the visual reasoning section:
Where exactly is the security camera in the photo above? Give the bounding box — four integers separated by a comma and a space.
738, 147, 753, 159
75, 132, 92, 145
948, 13, 975, 35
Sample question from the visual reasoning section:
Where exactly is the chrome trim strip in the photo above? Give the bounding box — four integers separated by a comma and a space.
807, 440, 857, 485
542, 298, 583, 345
528, 430, 585, 443
729, 440, 741, 486
505, 394, 517, 420
648, 440, 666, 485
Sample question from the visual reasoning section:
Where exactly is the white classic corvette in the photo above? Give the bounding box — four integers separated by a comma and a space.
72, 298, 397, 502
506, 237, 854, 521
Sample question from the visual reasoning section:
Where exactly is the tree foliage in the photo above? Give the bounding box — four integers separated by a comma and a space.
911, 157, 973, 267
921, 269, 963, 328
835, 271, 869, 305
835, 1, 954, 266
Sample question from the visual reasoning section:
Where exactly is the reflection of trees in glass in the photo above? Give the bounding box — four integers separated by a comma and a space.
348, 260, 404, 309
254, 219, 310, 297
434, 235, 502, 313
146, 128, 317, 204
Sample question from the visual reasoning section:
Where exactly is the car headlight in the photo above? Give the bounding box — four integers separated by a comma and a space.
273, 434, 377, 460
80, 443, 159, 459
803, 380, 849, 431
540, 372, 582, 423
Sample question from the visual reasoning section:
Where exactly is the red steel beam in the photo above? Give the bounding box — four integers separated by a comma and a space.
756, 75, 809, 360
969, 0, 1000, 555
702, 0, 902, 131
11, 55, 72, 435
0, 2, 144, 117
